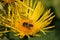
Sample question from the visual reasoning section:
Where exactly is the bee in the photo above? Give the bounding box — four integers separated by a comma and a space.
23, 22, 33, 29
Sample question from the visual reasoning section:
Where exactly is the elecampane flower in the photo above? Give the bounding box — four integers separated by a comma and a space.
0, 0, 55, 38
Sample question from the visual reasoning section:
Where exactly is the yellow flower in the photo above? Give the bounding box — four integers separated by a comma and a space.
0, 0, 55, 38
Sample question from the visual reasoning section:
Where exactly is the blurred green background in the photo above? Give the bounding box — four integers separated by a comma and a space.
0, 0, 60, 40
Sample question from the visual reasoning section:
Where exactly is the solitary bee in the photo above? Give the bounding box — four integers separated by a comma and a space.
23, 22, 33, 29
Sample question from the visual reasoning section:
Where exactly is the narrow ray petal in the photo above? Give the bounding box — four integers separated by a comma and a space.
30, 2, 44, 22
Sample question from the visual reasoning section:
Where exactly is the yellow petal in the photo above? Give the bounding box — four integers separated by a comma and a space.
44, 26, 55, 29
40, 29, 46, 35
37, 9, 51, 23
30, 2, 44, 22
16, 0, 34, 11
8, 5, 11, 18
33, 0, 37, 9
37, 15, 55, 28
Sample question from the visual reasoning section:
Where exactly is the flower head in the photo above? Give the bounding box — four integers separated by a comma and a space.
0, 0, 55, 38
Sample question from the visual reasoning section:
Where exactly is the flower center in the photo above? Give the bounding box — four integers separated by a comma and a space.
23, 22, 33, 29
